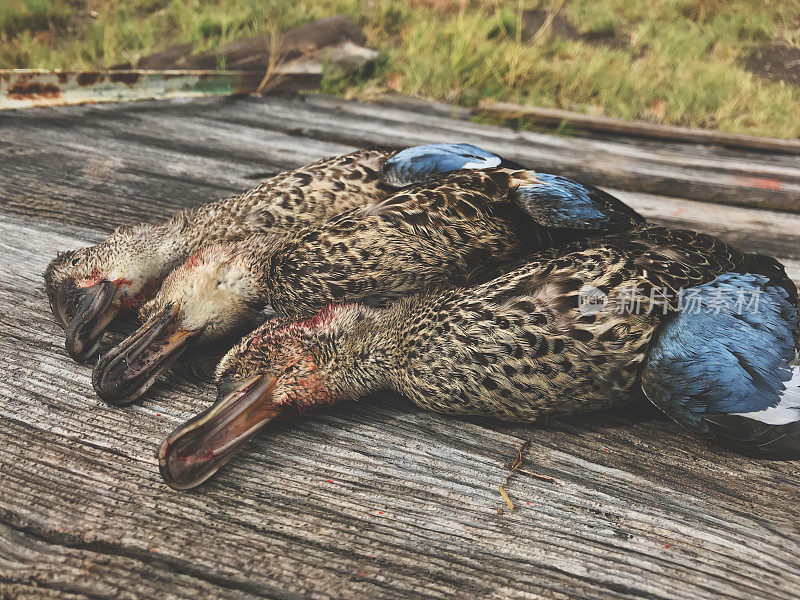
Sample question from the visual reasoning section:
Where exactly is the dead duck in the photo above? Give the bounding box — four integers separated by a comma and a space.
157, 225, 800, 490
45, 145, 501, 362
93, 158, 645, 405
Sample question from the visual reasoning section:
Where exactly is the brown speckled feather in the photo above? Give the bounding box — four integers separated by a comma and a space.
111, 161, 648, 407
243, 169, 607, 319
44, 148, 396, 319
178, 148, 394, 247
185, 221, 797, 489
384, 224, 746, 420
218, 223, 762, 425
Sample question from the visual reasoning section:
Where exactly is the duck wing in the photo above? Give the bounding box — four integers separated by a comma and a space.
381, 143, 512, 187
641, 265, 800, 457
510, 173, 645, 232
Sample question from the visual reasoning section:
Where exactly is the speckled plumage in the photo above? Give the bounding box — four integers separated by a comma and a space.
214, 221, 800, 464
164, 215, 800, 489
218, 224, 754, 420
388, 226, 756, 421
97, 156, 645, 403
140, 167, 645, 339
44, 148, 394, 325
253, 169, 547, 317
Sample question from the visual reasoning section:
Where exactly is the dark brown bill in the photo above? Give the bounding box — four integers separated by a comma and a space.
92, 304, 198, 405
158, 374, 279, 490
64, 280, 120, 362
49, 281, 77, 330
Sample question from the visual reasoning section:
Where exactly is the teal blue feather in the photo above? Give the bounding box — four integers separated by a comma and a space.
642, 272, 800, 439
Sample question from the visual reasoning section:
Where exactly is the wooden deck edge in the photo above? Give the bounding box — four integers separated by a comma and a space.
374, 94, 800, 156
378, 95, 800, 155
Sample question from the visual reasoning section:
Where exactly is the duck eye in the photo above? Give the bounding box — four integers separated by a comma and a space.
71, 257, 80, 266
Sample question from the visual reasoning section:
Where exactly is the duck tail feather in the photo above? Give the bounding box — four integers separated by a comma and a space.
707, 365, 800, 457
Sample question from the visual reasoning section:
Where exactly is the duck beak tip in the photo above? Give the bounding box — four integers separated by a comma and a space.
49, 282, 75, 331
158, 374, 279, 490
93, 304, 196, 405
157, 437, 202, 491
63, 280, 120, 362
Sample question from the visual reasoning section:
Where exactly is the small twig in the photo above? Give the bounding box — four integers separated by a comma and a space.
498, 485, 515, 511
497, 439, 557, 509
256, 22, 285, 95
517, 468, 556, 483
506, 439, 531, 472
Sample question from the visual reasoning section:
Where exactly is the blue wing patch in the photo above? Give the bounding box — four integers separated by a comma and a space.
513, 174, 644, 231
381, 143, 502, 188
641, 272, 799, 432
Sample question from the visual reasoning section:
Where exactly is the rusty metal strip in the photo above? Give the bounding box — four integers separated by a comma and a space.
0, 70, 265, 109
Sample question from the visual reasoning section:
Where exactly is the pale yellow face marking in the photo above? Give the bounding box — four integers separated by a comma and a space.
146, 248, 257, 338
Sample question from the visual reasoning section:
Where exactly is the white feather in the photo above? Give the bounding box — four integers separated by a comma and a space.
461, 157, 501, 170
732, 366, 800, 425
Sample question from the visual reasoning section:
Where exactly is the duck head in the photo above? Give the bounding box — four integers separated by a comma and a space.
158, 305, 387, 490
44, 224, 182, 362
92, 243, 267, 405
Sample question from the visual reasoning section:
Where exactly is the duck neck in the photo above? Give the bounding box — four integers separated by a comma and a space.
218, 235, 287, 315
150, 219, 198, 269
160, 201, 246, 259
312, 304, 401, 402
110, 191, 291, 309
101, 219, 197, 305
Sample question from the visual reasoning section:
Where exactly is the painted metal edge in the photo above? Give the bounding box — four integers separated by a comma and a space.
0, 69, 265, 109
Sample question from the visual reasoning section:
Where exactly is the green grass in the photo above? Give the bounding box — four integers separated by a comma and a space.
2, 0, 800, 138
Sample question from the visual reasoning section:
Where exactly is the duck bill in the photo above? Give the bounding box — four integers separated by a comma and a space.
49, 281, 77, 330
64, 280, 121, 362
92, 304, 197, 405
158, 374, 280, 490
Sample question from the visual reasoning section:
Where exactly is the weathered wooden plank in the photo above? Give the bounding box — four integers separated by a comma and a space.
20, 93, 800, 171
1, 18, 377, 111
11, 92, 800, 188
199, 94, 800, 212
0, 524, 255, 600
303, 95, 800, 179
0, 146, 242, 231
0, 108, 356, 231
0, 97, 354, 168
613, 189, 800, 264
372, 94, 800, 158
1, 204, 800, 599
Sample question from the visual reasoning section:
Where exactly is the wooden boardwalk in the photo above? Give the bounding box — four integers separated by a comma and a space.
1, 95, 799, 600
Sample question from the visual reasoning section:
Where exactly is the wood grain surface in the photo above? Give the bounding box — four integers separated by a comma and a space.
0, 96, 798, 600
